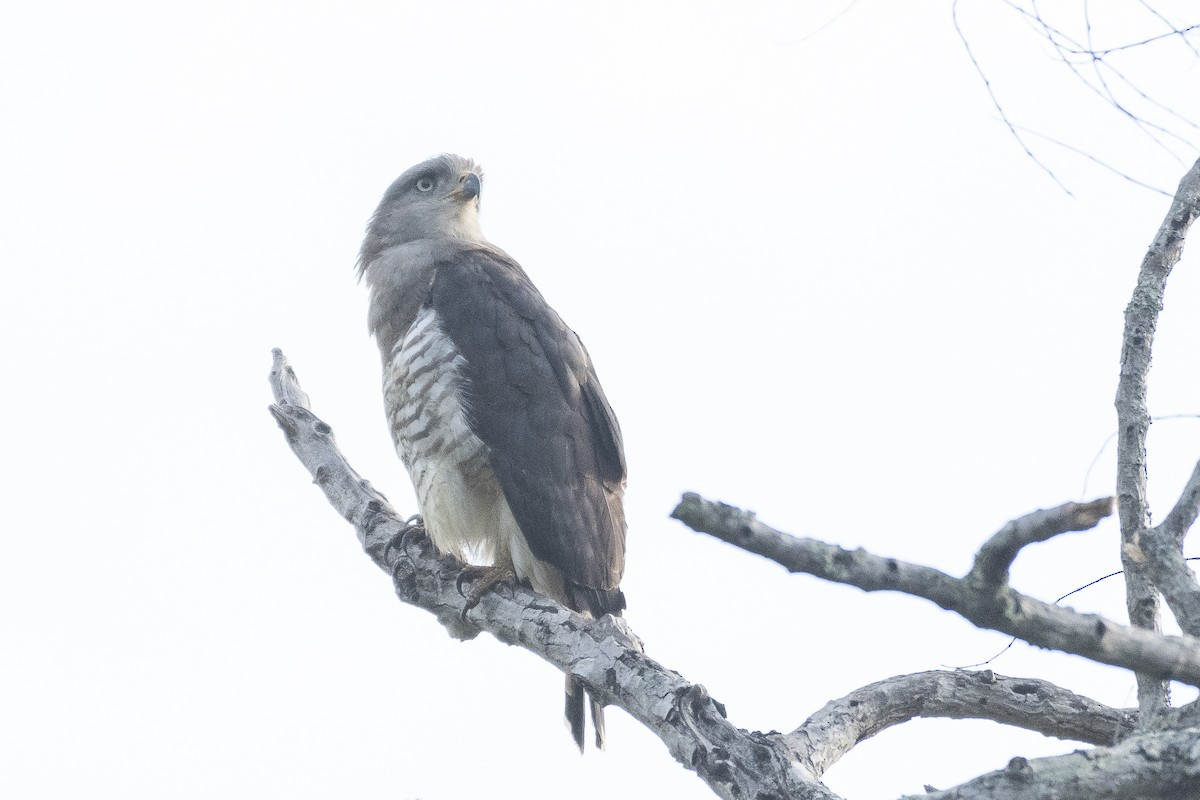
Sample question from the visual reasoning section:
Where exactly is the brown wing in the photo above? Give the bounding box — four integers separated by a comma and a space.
428, 247, 626, 616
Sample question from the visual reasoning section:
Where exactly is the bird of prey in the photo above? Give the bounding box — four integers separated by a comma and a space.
357, 154, 627, 751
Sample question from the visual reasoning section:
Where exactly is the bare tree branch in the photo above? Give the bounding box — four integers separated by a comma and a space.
269, 347, 312, 409
970, 497, 1114, 586
1116, 156, 1200, 717
1010, 122, 1172, 196
1034, 2, 1186, 162
1161, 459, 1200, 547
1137, 2, 1200, 59
951, 0, 1073, 195
670, 493, 1200, 687
788, 670, 1136, 779
1081, 414, 1200, 498
900, 726, 1200, 800
267, 349, 841, 800
1141, 457, 1200, 638
1142, 534, 1200, 641
1165, 696, 1200, 730
956, 2, 1200, 194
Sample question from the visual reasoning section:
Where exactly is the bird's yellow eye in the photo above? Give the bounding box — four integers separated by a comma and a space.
416, 177, 435, 192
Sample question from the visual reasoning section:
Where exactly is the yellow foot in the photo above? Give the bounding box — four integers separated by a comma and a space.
456, 564, 516, 619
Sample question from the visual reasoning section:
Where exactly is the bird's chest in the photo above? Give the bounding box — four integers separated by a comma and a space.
383, 304, 498, 555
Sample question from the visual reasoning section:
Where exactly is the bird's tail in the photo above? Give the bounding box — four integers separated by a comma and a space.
563, 583, 622, 752
565, 675, 605, 752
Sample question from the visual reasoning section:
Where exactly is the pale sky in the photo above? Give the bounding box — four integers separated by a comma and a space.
3, 2, 1199, 799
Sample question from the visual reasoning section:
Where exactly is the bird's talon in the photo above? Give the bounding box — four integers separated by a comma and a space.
400, 519, 426, 562
382, 516, 426, 564
455, 565, 514, 618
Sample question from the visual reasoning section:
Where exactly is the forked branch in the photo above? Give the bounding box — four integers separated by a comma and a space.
670, 492, 1200, 687
1115, 156, 1200, 714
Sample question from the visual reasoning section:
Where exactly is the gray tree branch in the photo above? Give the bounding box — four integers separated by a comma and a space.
901, 726, 1200, 800
670, 493, 1200, 687
1140, 457, 1200, 643
1115, 156, 1200, 717
788, 670, 1136, 779
970, 497, 1114, 587
267, 349, 838, 800
1159, 459, 1200, 547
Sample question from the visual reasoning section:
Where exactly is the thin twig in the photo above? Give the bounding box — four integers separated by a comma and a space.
1009, 123, 1172, 196
952, 0, 1074, 195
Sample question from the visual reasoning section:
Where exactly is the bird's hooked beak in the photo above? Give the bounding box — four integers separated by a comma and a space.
460, 172, 481, 202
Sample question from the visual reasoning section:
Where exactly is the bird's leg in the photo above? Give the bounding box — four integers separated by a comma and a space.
384, 515, 426, 576
456, 564, 516, 619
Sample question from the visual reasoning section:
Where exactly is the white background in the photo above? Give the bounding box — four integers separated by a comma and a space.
3, 2, 1199, 798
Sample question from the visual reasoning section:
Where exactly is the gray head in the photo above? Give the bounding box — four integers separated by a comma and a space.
357, 154, 485, 275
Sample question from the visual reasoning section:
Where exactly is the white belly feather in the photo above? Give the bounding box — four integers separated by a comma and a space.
383, 305, 566, 603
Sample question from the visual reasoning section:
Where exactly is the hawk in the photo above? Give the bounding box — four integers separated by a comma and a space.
357, 154, 627, 751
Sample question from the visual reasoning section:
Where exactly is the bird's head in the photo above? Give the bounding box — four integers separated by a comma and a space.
358, 154, 485, 274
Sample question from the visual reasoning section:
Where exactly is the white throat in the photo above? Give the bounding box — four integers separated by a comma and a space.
445, 205, 485, 243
